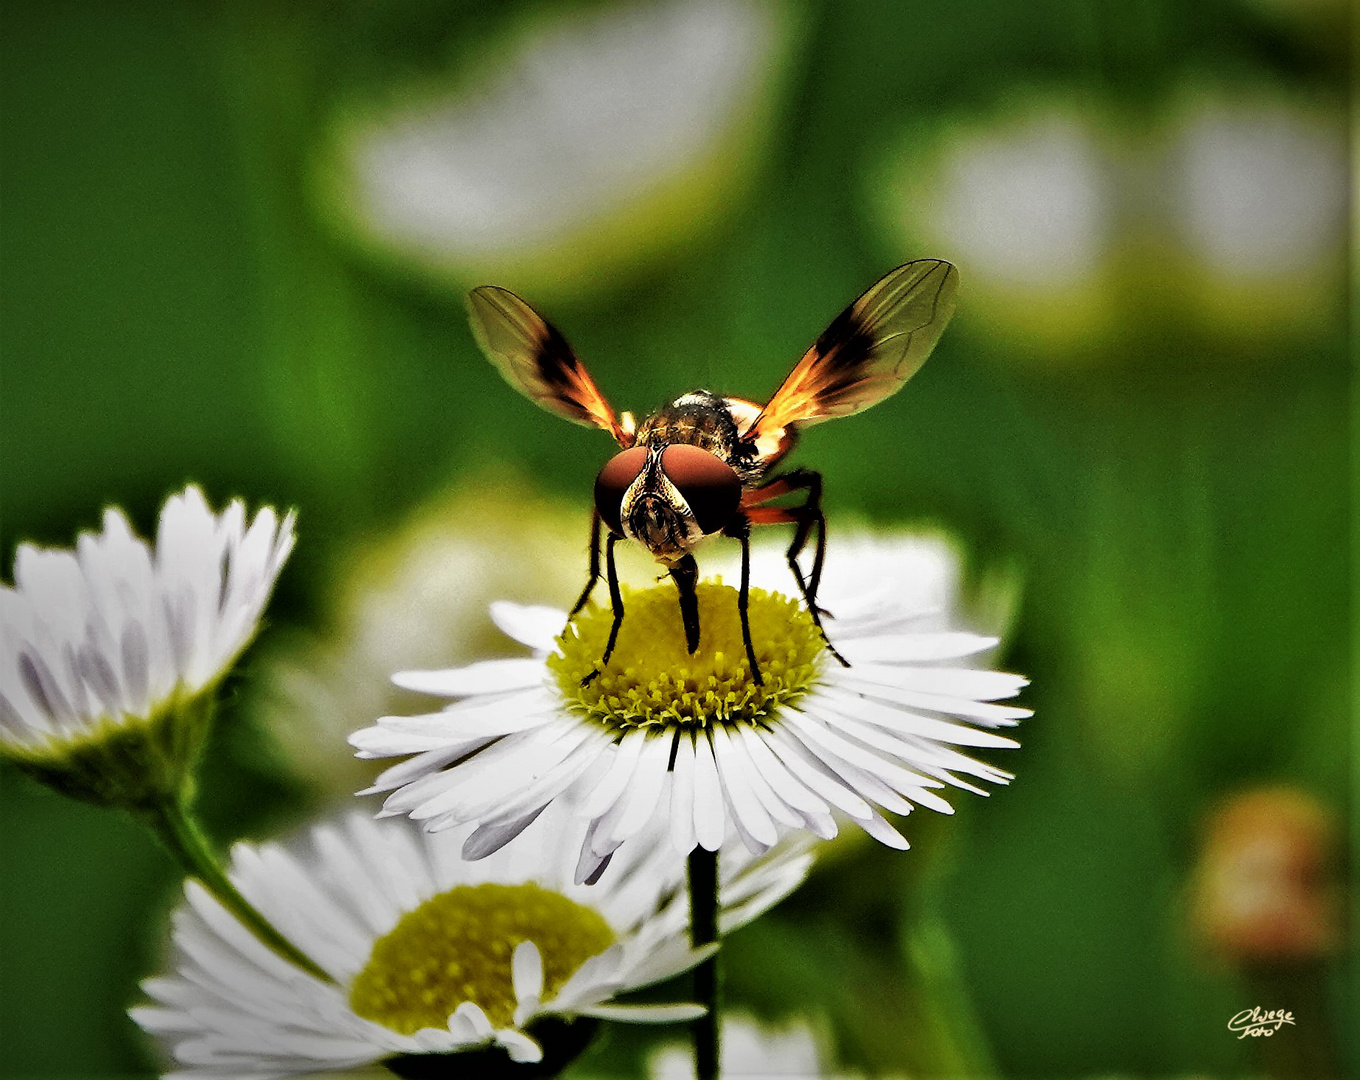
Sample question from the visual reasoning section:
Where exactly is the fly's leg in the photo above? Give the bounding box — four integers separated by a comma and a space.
581, 533, 624, 686
719, 513, 765, 685
736, 521, 763, 685
668, 554, 700, 655
743, 468, 849, 668
570, 511, 602, 618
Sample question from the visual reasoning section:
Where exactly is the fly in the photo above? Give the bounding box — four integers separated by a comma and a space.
466, 259, 960, 685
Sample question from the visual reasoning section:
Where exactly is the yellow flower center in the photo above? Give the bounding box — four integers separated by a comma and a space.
349, 883, 615, 1034
548, 582, 825, 731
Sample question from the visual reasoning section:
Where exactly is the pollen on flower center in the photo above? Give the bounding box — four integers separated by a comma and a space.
547, 582, 826, 731
349, 883, 614, 1034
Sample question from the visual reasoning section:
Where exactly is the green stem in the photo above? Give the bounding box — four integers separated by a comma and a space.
146, 794, 333, 983
688, 846, 721, 1080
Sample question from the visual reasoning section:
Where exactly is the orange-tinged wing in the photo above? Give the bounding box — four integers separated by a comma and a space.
747, 260, 959, 437
466, 286, 628, 444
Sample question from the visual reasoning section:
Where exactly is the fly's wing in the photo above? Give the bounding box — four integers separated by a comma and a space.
466, 286, 629, 444
746, 260, 959, 438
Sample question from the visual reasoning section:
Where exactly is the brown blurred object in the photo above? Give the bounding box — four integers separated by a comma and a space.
1191, 786, 1343, 963
1190, 785, 1346, 1079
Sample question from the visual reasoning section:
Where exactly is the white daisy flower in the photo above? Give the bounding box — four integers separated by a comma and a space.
131, 805, 813, 1076
0, 485, 295, 808
352, 533, 1026, 869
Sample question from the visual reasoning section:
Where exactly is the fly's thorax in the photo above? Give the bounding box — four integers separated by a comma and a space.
636, 391, 741, 460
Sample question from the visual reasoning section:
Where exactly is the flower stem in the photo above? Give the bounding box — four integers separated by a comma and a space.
145, 794, 333, 983
688, 846, 721, 1080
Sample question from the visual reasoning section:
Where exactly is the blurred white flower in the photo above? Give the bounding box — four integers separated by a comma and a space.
1170, 99, 1344, 275
132, 803, 813, 1076
1166, 90, 1347, 336
870, 97, 1121, 355
930, 111, 1111, 290
317, 0, 790, 299
353, 532, 1025, 871
870, 82, 1346, 362
0, 485, 293, 808
649, 1013, 871, 1079
250, 481, 589, 796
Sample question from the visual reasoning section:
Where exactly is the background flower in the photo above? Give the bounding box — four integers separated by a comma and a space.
312, 0, 794, 302
0, 485, 294, 807
133, 804, 812, 1077
868, 81, 1347, 365
648, 1013, 878, 1080
248, 479, 587, 799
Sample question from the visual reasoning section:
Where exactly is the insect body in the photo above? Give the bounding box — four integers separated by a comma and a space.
467, 259, 959, 684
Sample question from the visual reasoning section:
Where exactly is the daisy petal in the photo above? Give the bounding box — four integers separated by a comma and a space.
392, 659, 544, 697
489, 602, 569, 654
579, 1002, 707, 1022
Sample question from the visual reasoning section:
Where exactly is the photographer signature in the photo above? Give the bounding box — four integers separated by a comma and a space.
1228, 1007, 1295, 1039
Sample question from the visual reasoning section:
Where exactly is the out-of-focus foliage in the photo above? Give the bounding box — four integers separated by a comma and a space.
0, 0, 1348, 1077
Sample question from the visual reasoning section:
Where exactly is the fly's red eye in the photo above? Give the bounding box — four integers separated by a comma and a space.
660, 444, 741, 535
594, 446, 648, 535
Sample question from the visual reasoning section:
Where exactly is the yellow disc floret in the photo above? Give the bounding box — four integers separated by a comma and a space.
548, 582, 826, 731
349, 883, 615, 1034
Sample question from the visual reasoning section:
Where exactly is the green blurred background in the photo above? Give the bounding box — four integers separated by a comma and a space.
0, 0, 1350, 1076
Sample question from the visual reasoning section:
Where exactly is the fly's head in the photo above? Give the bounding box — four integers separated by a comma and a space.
594, 443, 742, 562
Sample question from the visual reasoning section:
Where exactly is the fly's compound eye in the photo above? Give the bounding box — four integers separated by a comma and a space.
594, 446, 648, 535
660, 444, 741, 535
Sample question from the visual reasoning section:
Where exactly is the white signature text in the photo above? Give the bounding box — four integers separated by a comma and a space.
1228, 1007, 1296, 1039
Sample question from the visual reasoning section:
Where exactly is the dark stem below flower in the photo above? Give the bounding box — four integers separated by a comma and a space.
145, 793, 333, 983
688, 846, 721, 1080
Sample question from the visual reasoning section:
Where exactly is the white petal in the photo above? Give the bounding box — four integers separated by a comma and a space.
669, 733, 697, 857
783, 709, 940, 803
489, 601, 568, 653
392, 658, 544, 697
762, 725, 874, 820
592, 733, 671, 852
817, 685, 1021, 748
715, 724, 801, 829
511, 941, 544, 1026
577, 1002, 707, 1023
451, 1001, 495, 1041
691, 730, 727, 852
355, 738, 493, 793
857, 807, 911, 849
737, 725, 829, 818
708, 725, 778, 846
841, 662, 1029, 701
495, 1027, 544, 1063
579, 730, 648, 818
835, 631, 998, 663
462, 805, 548, 861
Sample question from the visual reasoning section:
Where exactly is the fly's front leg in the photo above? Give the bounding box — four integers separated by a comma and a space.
668, 554, 700, 655
582, 533, 624, 686
721, 513, 765, 685
735, 519, 763, 686
570, 511, 603, 618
